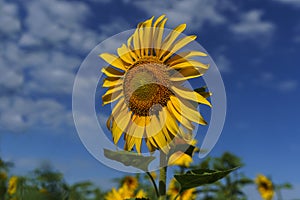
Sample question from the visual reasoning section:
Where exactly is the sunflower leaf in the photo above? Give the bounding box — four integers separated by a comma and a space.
174, 167, 239, 193
103, 149, 155, 171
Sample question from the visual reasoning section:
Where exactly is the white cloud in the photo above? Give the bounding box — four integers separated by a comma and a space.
294, 35, 300, 43
131, 0, 234, 31
22, 0, 99, 53
0, 0, 101, 133
0, 1, 21, 35
0, 96, 73, 132
274, 0, 300, 6
255, 72, 298, 92
214, 54, 231, 73
230, 10, 275, 38
278, 80, 298, 92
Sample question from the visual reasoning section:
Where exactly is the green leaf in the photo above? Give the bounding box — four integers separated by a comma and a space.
174, 167, 239, 192
103, 149, 155, 171
277, 183, 293, 190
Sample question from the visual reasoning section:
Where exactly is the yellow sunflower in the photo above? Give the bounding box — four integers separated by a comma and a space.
167, 178, 196, 200
122, 176, 139, 191
100, 15, 211, 153
255, 174, 274, 200
8, 176, 18, 196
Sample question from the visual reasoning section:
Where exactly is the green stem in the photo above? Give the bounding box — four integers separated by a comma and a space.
276, 188, 283, 200
146, 171, 159, 198
159, 150, 167, 200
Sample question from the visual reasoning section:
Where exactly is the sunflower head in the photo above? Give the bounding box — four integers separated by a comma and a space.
100, 15, 211, 154
122, 176, 139, 191
255, 174, 274, 200
8, 176, 18, 196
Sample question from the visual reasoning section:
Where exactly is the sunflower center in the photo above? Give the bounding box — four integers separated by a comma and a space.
123, 62, 172, 116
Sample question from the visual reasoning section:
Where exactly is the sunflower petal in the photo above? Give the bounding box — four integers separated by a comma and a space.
114, 109, 132, 132
124, 134, 135, 151
162, 126, 174, 143
99, 53, 127, 71
102, 90, 123, 105
170, 96, 207, 125
170, 67, 204, 82
103, 77, 123, 88
133, 29, 141, 58
135, 137, 142, 153
153, 131, 169, 153
154, 18, 167, 55
127, 36, 138, 62
166, 51, 207, 65
141, 16, 154, 56
117, 44, 135, 64
162, 35, 197, 62
111, 98, 125, 118
171, 85, 211, 107
163, 107, 180, 137
153, 15, 166, 28
127, 116, 145, 139
159, 24, 186, 59
145, 115, 163, 137
145, 138, 156, 152
170, 60, 209, 70
101, 66, 124, 78
102, 85, 123, 97
167, 100, 194, 130
112, 120, 123, 144
106, 115, 113, 130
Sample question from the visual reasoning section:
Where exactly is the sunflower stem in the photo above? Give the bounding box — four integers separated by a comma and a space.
159, 150, 167, 200
146, 171, 159, 198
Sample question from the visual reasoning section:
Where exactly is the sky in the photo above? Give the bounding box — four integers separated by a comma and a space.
0, 0, 300, 199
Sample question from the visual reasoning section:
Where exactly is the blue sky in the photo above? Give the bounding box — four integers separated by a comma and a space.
0, 0, 300, 198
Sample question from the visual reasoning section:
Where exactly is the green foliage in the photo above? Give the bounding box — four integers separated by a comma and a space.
174, 167, 238, 193
190, 152, 253, 200
0, 151, 294, 200
104, 149, 155, 171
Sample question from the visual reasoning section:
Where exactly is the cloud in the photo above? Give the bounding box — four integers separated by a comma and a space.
0, 96, 73, 132
230, 10, 275, 39
130, 0, 235, 31
214, 54, 231, 73
294, 36, 300, 43
278, 80, 298, 92
274, 0, 300, 7
0, 0, 101, 133
255, 72, 298, 92
0, 1, 21, 35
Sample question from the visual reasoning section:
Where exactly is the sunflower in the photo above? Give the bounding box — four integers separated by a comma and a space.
167, 178, 196, 200
100, 15, 211, 153
8, 176, 18, 196
122, 176, 139, 191
255, 174, 274, 200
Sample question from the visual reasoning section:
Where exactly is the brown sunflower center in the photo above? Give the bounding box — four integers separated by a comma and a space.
123, 62, 172, 116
